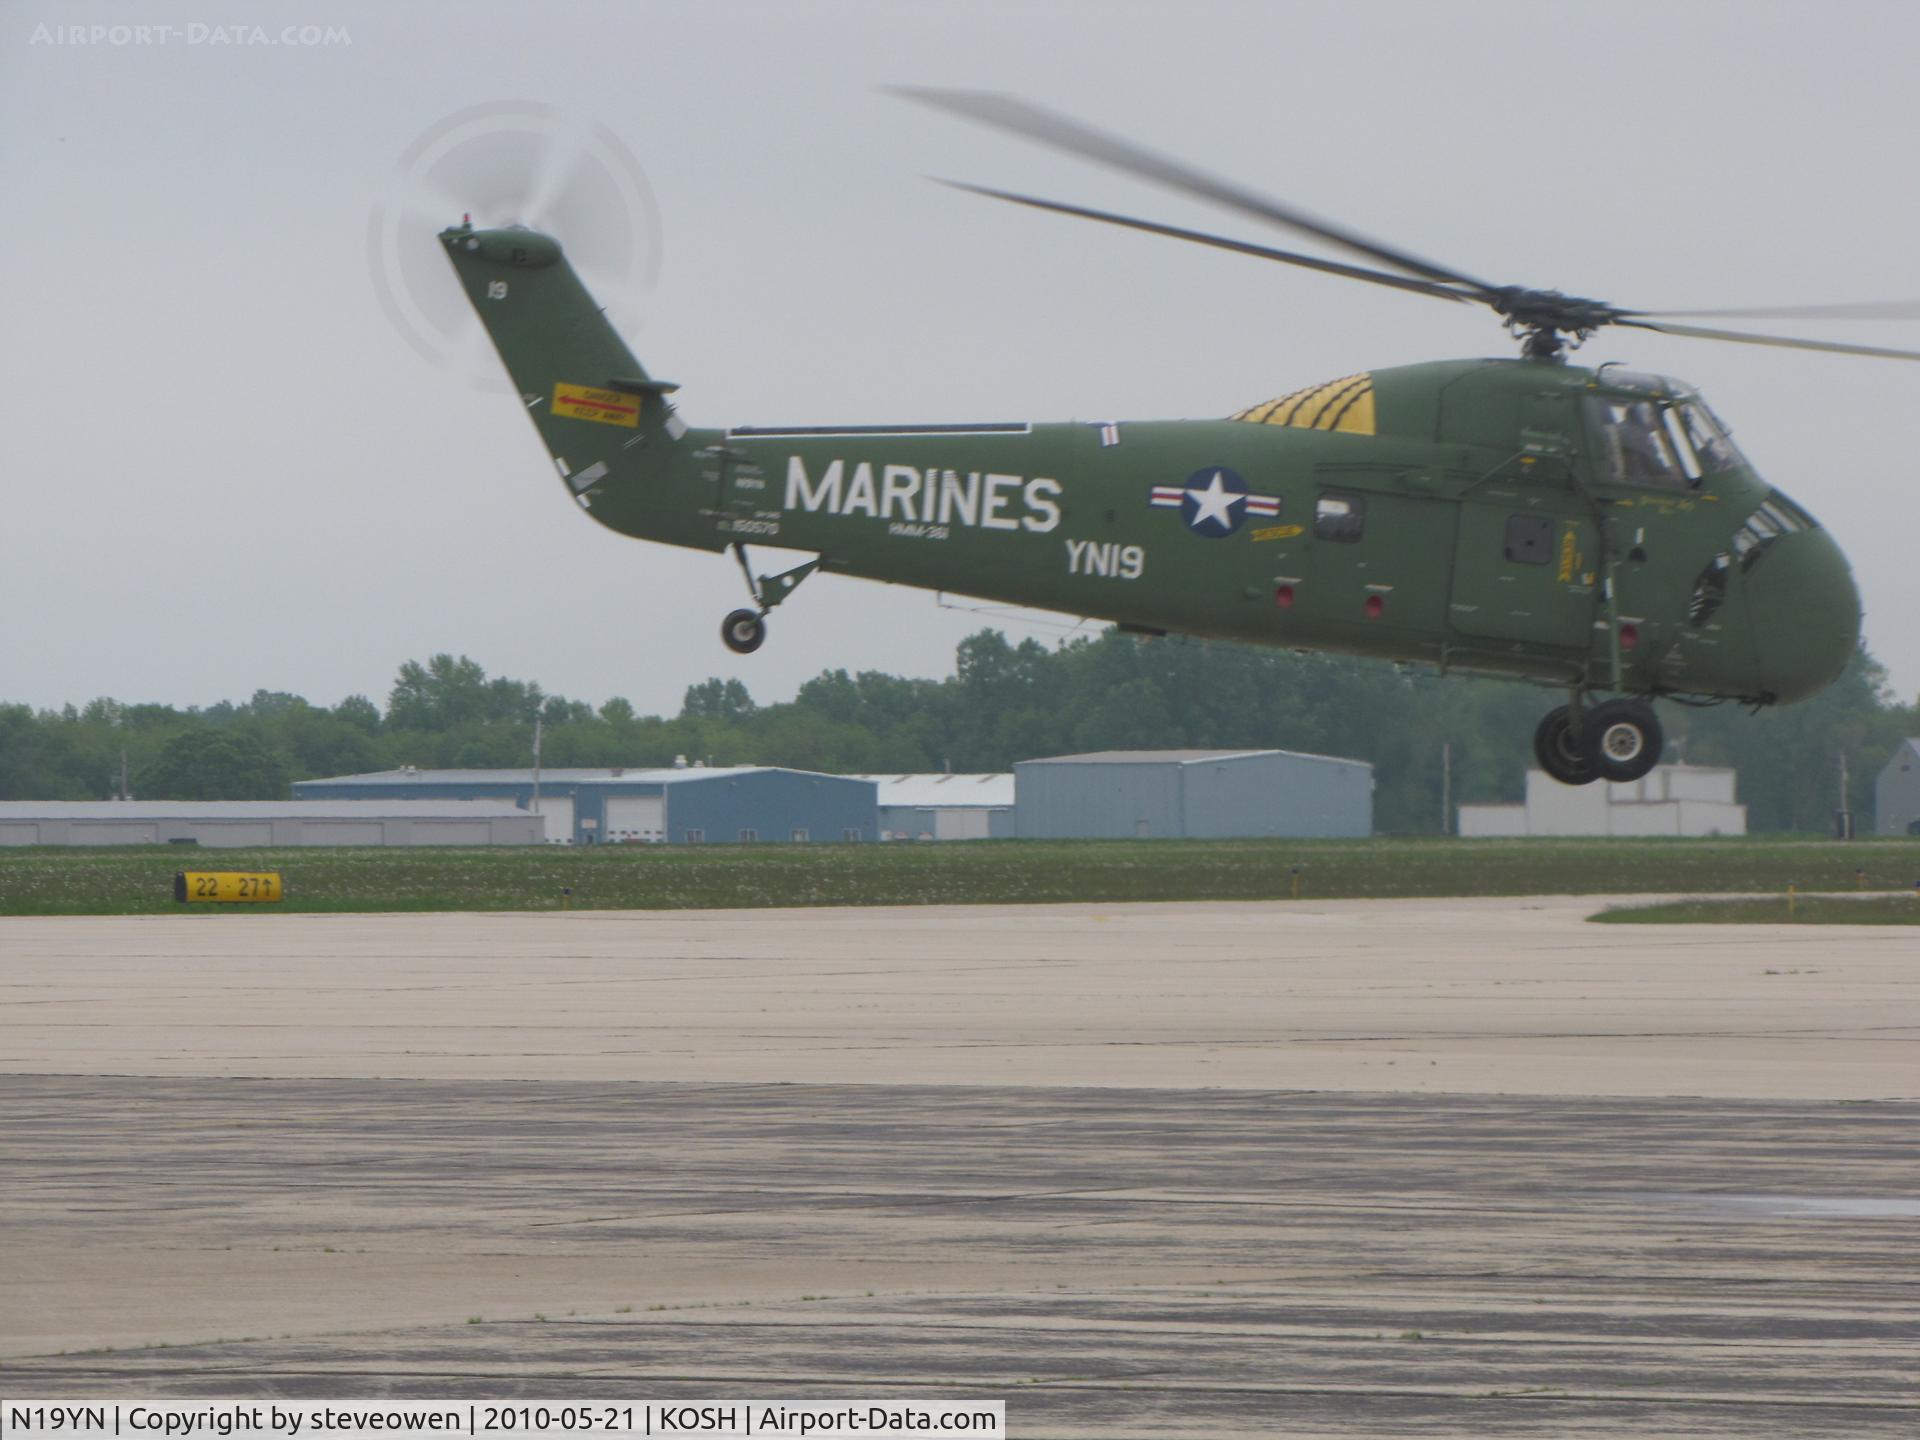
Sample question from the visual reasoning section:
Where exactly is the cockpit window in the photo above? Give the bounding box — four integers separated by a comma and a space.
1732, 491, 1819, 569
1587, 397, 1688, 488
1677, 401, 1740, 474
1585, 380, 1745, 488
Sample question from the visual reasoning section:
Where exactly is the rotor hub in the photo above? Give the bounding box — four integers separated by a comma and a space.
1490, 288, 1625, 362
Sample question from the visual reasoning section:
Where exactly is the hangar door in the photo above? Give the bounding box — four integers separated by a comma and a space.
605, 795, 665, 843
303, 822, 386, 846
76, 824, 160, 845
532, 796, 574, 843
409, 821, 493, 846
935, 808, 993, 841
198, 823, 275, 848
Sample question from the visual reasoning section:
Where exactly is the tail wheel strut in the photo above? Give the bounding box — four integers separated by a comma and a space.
721, 543, 822, 654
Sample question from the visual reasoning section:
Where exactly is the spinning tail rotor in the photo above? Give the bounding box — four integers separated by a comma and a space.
369, 101, 663, 388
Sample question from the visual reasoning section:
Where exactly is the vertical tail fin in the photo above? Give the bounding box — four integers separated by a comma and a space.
441, 221, 692, 498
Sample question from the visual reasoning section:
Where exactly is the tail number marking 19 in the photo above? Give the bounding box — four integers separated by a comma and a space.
1066, 538, 1145, 580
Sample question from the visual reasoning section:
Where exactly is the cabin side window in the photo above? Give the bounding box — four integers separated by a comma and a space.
1314, 491, 1367, 542
1504, 514, 1554, 565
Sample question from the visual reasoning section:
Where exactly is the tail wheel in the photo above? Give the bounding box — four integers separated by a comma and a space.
1585, 699, 1663, 782
721, 608, 766, 654
1533, 705, 1598, 786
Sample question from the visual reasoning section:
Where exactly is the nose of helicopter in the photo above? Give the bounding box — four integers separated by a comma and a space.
1744, 528, 1862, 703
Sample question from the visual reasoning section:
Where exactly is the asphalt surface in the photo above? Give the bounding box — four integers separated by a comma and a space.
2, 899, 1916, 1435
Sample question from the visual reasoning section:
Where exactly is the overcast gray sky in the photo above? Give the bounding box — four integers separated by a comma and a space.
6, 0, 1919, 718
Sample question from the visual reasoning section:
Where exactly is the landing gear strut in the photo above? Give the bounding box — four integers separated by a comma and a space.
720, 543, 820, 655
1534, 697, 1663, 786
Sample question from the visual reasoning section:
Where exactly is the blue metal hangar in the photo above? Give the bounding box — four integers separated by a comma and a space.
1013, 749, 1373, 840
293, 765, 877, 845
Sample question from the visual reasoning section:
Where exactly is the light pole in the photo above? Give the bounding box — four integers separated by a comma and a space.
531, 714, 543, 836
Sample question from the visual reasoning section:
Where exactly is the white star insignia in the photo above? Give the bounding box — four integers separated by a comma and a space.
1186, 470, 1243, 529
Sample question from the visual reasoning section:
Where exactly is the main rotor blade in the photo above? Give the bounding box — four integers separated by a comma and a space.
1631, 299, 1920, 322
894, 87, 1499, 296
1617, 317, 1920, 362
936, 180, 1475, 305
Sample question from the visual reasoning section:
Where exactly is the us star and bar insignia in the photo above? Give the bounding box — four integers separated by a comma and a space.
1149, 467, 1280, 538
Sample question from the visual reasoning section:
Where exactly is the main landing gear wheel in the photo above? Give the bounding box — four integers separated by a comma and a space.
1533, 705, 1597, 786
721, 608, 766, 655
1585, 699, 1663, 783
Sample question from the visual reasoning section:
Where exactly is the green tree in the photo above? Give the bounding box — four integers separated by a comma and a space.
333, 695, 382, 733
387, 654, 546, 730
280, 708, 382, 780
681, 677, 756, 722
2, 631, 1913, 829
1677, 647, 1913, 831
137, 731, 290, 800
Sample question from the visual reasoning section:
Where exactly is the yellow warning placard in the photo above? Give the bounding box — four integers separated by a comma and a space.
553, 383, 640, 427
175, 871, 283, 904
1557, 526, 1579, 583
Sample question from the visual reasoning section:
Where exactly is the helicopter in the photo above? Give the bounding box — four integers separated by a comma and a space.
437, 90, 1919, 787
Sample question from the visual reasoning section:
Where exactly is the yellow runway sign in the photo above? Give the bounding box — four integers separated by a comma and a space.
174, 871, 283, 903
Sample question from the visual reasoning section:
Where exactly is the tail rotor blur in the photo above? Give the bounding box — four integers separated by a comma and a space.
368, 101, 662, 388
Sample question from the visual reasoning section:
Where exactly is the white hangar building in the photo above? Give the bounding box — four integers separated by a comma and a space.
848, 773, 1015, 841
1013, 749, 1373, 840
0, 800, 543, 848
1457, 765, 1747, 838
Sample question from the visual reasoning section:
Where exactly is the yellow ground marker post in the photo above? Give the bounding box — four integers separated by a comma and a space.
174, 872, 283, 904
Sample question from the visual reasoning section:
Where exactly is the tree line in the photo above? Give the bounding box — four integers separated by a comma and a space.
1, 633, 1912, 834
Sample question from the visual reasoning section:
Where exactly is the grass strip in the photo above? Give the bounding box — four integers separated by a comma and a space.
1592, 894, 1920, 925
3, 836, 1920, 917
